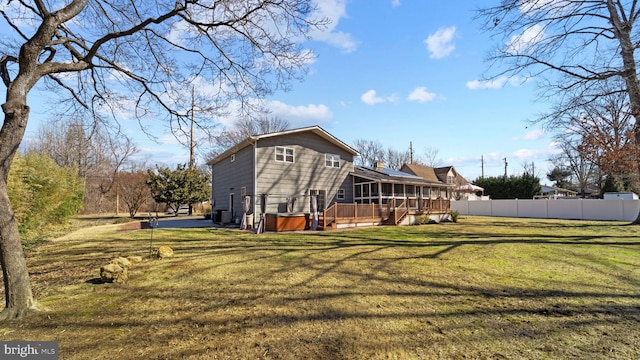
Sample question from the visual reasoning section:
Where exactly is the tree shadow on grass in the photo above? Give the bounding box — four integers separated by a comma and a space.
4, 220, 640, 359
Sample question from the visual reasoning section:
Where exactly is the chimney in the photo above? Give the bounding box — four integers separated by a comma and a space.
374, 161, 385, 172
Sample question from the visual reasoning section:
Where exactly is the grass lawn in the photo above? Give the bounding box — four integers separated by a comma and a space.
1, 216, 639, 359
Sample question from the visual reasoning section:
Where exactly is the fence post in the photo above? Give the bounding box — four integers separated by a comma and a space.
545, 199, 549, 219
580, 198, 584, 220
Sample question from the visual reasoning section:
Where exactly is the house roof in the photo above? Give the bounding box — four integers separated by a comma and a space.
207, 125, 360, 165
401, 163, 470, 186
352, 165, 447, 186
401, 163, 441, 183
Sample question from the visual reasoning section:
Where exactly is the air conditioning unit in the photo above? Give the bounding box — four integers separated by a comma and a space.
221, 211, 232, 224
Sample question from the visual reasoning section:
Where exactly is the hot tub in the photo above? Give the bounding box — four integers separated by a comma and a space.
265, 213, 309, 232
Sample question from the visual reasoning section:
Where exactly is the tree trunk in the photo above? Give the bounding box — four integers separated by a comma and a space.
607, 0, 640, 224
0, 180, 35, 319
0, 100, 35, 319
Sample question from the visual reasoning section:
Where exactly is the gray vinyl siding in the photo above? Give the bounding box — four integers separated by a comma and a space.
254, 132, 355, 213
211, 144, 254, 219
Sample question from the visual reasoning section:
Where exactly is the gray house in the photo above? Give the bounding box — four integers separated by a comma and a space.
207, 126, 360, 228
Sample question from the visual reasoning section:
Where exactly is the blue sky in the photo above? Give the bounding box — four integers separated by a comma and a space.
18, 0, 560, 182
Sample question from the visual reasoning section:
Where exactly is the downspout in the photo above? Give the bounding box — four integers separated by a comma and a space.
253, 138, 258, 225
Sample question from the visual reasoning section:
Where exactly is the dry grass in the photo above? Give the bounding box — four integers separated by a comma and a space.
1, 216, 639, 359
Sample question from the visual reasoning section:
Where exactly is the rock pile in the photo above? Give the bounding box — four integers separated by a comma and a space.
97, 249, 172, 284
99, 255, 143, 283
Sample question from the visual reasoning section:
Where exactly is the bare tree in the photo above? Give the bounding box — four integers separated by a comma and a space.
34, 120, 93, 176
385, 148, 412, 170
421, 147, 442, 167
544, 80, 639, 191
0, 0, 325, 319
575, 92, 639, 188
478, 0, 640, 221
31, 117, 139, 213
549, 141, 597, 196
352, 139, 385, 167
522, 161, 537, 177
118, 170, 153, 218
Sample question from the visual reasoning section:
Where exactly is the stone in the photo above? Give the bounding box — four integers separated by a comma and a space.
100, 263, 128, 283
156, 246, 174, 259
111, 257, 131, 269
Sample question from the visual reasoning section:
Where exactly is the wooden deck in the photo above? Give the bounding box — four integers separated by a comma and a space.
320, 199, 451, 229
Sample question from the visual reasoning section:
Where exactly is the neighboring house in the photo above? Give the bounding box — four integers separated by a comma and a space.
207, 126, 359, 227
401, 163, 468, 187
400, 163, 477, 199
538, 185, 578, 199
208, 126, 456, 230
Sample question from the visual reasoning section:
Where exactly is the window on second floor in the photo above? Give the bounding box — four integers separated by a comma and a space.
325, 154, 340, 168
275, 146, 294, 163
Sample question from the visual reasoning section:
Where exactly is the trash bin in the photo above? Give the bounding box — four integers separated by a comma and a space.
245, 213, 254, 229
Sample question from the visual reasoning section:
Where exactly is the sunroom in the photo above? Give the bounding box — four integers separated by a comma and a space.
352, 165, 452, 209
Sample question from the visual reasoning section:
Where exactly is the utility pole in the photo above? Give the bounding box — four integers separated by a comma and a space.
503, 157, 508, 178
409, 141, 414, 164
481, 155, 484, 179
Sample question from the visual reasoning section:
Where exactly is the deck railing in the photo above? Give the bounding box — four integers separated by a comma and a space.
393, 199, 409, 224
322, 199, 451, 228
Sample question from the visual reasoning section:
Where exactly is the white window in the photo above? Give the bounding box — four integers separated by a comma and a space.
337, 188, 345, 200
275, 147, 294, 163
325, 154, 340, 168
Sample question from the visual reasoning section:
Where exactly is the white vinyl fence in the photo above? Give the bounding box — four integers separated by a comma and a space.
452, 199, 640, 222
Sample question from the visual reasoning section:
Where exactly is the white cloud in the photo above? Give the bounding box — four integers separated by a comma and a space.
512, 148, 545, 159
311, 0, 359, 53
466, 76, 525, 90
211, 98, 332, 128
524, 129, 545, 140
407, 87, 436, 103
519, 0, 573, 17
360, 89, 398, 105
505, 24, 545, 55
513, 129, 545, 141
391, 0, 401, 8
361, 90, 385, 105
266, 100, 333, 126
424, 26, 456, 59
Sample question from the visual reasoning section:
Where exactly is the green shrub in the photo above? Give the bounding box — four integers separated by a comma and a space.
202, 204, 212, 219
416, 215, 430, 225
450, 210, 459, 223
8, 152, 85, 241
